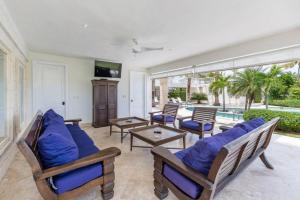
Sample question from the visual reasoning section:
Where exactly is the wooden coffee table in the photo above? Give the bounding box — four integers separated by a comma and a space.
129, 124, 187, 151
109, 117, 149, 143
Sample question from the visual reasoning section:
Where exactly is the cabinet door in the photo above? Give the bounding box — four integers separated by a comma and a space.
93, 83, 108, 127
107, 83, 117, 120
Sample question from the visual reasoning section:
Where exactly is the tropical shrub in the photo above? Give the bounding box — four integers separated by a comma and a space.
269, 99, 300, 108
269, 72, 295, 99
191, 92, 208, 104
288, 86, 300, 100
168, 88, 186, 101
243, 109, 300, 132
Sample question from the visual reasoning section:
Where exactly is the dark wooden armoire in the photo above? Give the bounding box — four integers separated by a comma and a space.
92, 80, 118, 127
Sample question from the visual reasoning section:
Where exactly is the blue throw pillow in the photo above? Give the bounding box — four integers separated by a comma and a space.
234, 117, 265, 132
182, 127, 247, 175
46, 122, 74, 141
43, 109, 64, 127
247, 118, 265, 129
38, 127, 79, 168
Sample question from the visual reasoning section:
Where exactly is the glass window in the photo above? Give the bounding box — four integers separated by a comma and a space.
19, 65, 25, 125
0, 50, 6, 139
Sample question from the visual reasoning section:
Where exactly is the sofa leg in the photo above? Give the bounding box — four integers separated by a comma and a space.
102, 182, 114, 200
102, 158, 116, 200
154, 157, 168, 199
260, 152, 274, 169
154, 182, 168, 200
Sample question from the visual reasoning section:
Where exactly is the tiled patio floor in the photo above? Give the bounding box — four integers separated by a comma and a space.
0, 124, 299, 200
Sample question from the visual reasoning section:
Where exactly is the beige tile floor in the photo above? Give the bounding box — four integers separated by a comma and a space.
0, 124, 300, 200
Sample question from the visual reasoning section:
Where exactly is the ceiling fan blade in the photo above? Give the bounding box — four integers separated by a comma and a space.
132, 48, 141, 54
141, 47, 164, 51
132, 38, 139, 45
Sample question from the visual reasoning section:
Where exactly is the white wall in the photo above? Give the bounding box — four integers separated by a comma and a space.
29, 52, 143, 122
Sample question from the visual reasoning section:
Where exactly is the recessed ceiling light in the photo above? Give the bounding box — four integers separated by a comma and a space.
83, 24, 88, 29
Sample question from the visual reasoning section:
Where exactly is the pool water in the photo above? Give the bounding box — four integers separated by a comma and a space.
186, 107, 243, 120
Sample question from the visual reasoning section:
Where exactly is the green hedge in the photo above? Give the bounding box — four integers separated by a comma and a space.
243, 109, 300, 133
269, 99, 300, 108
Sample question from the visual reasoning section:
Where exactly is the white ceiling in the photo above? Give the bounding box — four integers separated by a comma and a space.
4, 0, 300, 68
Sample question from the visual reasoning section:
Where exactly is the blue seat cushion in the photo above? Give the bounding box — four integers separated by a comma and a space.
38, 127, 79, 168
163, 147, 203, 199
52, 125, 103, 194
43, 109, 64, 128
182, 127, 247, 175
234, 117, 265, 132
181, 120, 213, 131
152, 114, 175, 122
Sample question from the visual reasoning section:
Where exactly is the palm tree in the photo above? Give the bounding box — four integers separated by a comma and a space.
208, 72, 221, 106
262, 65, 282, 109
209, 73, 230, 111
229, 68, 264, 110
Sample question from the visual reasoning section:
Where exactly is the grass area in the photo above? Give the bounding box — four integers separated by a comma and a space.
274, 131, 300, 138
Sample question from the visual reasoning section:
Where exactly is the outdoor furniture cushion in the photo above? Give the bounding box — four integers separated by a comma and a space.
52, 144, 102, 194
163, 147, 203, 199
52, 124, 103, 194
66, 124, 98, 158
38, 127, 79, 168
182, 127, 247, 175
181, 120, 213, 131
43, 109, 64, 128
152, 114, 175, 122
234, 117, 265, 132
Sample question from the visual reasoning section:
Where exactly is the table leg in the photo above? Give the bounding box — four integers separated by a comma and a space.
110, 125, 112, 136
183, 136, 186, 149
121, 128, 123, 143
130, 134, 133, 151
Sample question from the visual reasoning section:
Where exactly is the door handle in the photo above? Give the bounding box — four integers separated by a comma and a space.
130, 99, 133, 102
62, 101, 65, 106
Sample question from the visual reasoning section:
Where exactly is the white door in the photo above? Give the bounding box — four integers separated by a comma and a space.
130, 71, 146, 118
33, 61, 66, 117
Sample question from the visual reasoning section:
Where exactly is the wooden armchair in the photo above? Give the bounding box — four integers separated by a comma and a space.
17, 111, 121, 200
152, 117, 280, 200
178, 107, 217, 138
149, 104, 179, 128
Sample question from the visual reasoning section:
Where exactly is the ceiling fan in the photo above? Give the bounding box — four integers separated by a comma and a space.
132, 38, 164, 54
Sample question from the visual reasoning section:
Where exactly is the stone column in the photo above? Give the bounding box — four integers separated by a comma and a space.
159, 78, 168, 109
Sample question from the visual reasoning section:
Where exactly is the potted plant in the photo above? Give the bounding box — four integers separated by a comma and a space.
191, 92, 208, 104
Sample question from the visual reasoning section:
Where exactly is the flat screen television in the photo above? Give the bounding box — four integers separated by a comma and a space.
94, 60, 122, 78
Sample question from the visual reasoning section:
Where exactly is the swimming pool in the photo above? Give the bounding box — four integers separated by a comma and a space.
186, 107, 244, 120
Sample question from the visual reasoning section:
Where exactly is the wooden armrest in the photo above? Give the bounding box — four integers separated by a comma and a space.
151, 146, 213, 190
177, 116, 192, 121
219, 125, 232, 132
37, 147, 121, 180
64, 118, 82, 124
149, 111, 162, 115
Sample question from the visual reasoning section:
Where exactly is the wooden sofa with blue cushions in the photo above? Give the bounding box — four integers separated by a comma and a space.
152, 117, 280, 200
17, 110, 121, 200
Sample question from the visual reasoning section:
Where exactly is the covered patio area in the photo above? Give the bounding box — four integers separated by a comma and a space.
0, 124, 299, 200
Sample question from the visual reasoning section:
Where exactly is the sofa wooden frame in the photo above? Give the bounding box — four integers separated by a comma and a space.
152, 117, 280, 200
178, 107, 217, 138
17, 111, 121, 200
